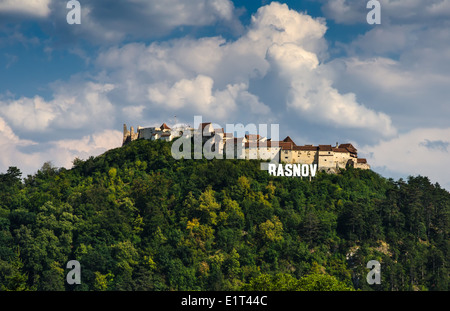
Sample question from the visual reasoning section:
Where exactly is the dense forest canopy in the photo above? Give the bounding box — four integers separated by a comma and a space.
0, 139, 448, 291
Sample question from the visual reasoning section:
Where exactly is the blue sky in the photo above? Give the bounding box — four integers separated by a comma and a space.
1, 0, 450, 190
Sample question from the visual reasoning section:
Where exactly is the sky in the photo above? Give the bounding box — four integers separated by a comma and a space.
0, 0, 449, 190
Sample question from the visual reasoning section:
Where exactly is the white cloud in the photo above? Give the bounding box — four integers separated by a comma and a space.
321, 0, 365, 24
148, 75, 270, 121
286, 75, 396, 136
0, 81, 116, 134
344, 25, 417, 56
255, 6, 395, 136
122, 105, 146, 120
53, 129, 122, 161
332, 57, 418, 93
47, 0, 239, 44
0, 95, 55, 131
0, 0, 51, 17
149, 75, 216, 110
318, 0, 450, 25
365, 128, 450, 190
95, 2, 329, 86
95, 2, 393, 136
50, 81, 116, 130
315, 1, 450, 190
0, 116, 33, 146
427, 0, 450, 16
247, 2, 328, 51
326, 51, 450, 131
0, 115, 122, 176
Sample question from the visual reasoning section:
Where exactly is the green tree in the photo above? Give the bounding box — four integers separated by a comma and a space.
259, 216, 283, 243
0, 251, 30, 291
40, 261, 65, 291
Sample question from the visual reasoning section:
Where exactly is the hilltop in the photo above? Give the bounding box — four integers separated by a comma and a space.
0, 139, 448, 291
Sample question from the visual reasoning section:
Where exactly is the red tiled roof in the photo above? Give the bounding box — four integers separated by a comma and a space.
357, 158, 367, 163
160, 123, 171, 130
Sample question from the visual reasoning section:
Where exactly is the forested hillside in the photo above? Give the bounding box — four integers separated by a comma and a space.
0, 139, 448, 291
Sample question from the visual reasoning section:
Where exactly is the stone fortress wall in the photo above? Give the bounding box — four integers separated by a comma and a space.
123, 122, 370, 172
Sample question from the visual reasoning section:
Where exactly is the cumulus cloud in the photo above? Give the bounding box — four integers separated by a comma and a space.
0, 115, 121, 176
122, 105, 146, 120
419, 139, 450, 152
95, 2, 393, 137
0, 0, 51, 18
53, 129, 122, 160
364, 128, 450, 190
0, 81, 116, 137
320, 0, 366, 24
329, 57, 418, 96
267, 43, 396, 136
148, 75, 270, 120
327, 50, 450, 131
305, 0, 450, 190
246, 2, 328, 52
0, 116, 41, 175
0, 116, 33, 146
46, 0, 240, 44
427, 0, 450, 17
0, 96, 55, 131
317, 0, 450, 25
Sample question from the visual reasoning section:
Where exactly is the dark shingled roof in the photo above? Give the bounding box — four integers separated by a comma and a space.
279, 141, 295, 150
339, 143, 357, 153
245, 141, 280, 148
293, 145, 318, 151
283, 136, 296, 145
319, 145, 333, 151
199, 122, 212, 130
332, 147, 350, 153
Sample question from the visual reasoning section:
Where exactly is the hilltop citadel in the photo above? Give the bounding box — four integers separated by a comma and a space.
123, 122, 370, 173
